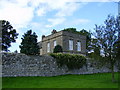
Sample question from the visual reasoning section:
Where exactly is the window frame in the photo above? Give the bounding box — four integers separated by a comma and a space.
69, 39, 73, 50
47, 42, 50, 52
53, 40, 57, 47
77, 41, 81, 51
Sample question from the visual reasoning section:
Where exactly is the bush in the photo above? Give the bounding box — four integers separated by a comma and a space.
50, 53, 86, 70
53, 45, 63, 53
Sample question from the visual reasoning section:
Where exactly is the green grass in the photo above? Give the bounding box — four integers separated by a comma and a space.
2, 73, 119, 88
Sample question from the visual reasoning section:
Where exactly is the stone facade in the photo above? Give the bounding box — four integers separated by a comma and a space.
39, 30, 86, 55
2, 53, 118, 77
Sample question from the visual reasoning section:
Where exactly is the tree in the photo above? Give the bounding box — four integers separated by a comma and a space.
19, 30, 39, 55
114, 15, 120, 71
94, 15, 119, 82
0, 20, 18, 51
53, 45, 63, 53
63, 28, 77, 33
79, 29, 92, 54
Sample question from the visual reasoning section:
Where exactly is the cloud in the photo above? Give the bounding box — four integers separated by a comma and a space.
70, 0, 118, 2
72, 19, 91, 25
55, 2, 80, 17
0, 0, 81, 29
0, 0, 34, 30
45, 18, 66, 28
36, 7, 46, 16
30, 22, 49, 33
1, 0, 115, 30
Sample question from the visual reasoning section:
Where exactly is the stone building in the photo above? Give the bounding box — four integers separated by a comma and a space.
39, 30, 86, 55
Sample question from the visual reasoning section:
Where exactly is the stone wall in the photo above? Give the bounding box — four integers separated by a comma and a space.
2, 52, 118, 77
41, 31, 63, 55
40, 30, 86, 55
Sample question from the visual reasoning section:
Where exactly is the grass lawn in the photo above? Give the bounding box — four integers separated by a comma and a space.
2, 73, 119, 88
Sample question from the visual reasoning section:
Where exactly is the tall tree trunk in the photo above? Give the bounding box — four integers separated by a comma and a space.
111, 65, 115, 82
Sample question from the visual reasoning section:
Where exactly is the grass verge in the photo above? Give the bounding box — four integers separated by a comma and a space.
2, 73, 119, 88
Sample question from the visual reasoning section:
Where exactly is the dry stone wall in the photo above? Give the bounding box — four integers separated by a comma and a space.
2, 52, 118, 77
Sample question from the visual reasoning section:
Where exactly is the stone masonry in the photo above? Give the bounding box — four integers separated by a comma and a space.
2, 53, 118, 77
39, 30, 86, 55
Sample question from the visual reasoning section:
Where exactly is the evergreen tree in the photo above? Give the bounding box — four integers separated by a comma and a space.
0, 20, 18, 51
53, 45, 63, 53
19, 30, 39, 55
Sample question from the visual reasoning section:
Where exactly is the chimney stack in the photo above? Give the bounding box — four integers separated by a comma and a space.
51, 29, 57, 34
42, 35, 45, 40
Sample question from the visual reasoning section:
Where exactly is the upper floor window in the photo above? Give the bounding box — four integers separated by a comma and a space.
47, 42, 50, 52
53, 40, 56, 47
77, 41, 81, 51
69, 40, 73, 50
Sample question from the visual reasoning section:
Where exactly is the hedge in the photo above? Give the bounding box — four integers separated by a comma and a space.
50, 53, 87, 70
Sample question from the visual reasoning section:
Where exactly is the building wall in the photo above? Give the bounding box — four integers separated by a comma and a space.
41, 31, 86, 55
62, 31, 86, 55
42, 31, 63, 55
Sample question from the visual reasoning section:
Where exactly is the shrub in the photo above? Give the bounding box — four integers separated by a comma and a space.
53, 45, 63, 53
50, 53, 86, 70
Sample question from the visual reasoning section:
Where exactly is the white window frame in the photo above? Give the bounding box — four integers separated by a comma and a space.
69, 40, 73, 50
53, 40, 57, 47
47, 42, 50, 52
77, 41, 81, 51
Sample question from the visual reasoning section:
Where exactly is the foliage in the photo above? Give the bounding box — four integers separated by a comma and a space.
87, 38, 101, 61
19, 30, 39, 55
50, 53, 86, 70
115, 16, 120, 58
63, 28, 77, 34
53, 45, 63, 53
93, 15, 119, 82
0, 20, 18, 51
79, 29, 92, 53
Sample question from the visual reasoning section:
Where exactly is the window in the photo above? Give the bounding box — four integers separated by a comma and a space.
47, 42, 50, 52
77, 41, 81, 51
53, 40, 56, 47
69, 40, 73, 50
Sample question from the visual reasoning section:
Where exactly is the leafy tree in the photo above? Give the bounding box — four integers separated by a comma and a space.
114, 15, 120, 71
0, 20, 18, 51
19, 30, 39, 55
63, 28, 76, 31
63, 28, 77, 33
115, 16, 120, 58
53, 45, 63, 53
94, 15, 119, 82
79, 29, 92, 54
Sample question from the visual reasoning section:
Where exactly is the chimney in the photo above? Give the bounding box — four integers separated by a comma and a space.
51, 29, 57, 34
42, 35, 45, 40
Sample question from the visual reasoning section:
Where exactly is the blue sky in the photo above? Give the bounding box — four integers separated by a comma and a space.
0, 0, 119, 52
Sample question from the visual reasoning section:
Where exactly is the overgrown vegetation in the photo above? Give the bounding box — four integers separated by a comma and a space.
53, 45, 63, 53
50, 53, 86, 70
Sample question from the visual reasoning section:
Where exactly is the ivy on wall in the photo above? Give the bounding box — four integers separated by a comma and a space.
50, 53, 87, 70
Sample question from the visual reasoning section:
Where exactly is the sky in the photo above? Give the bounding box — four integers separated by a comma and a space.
0, 0, 119, 52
